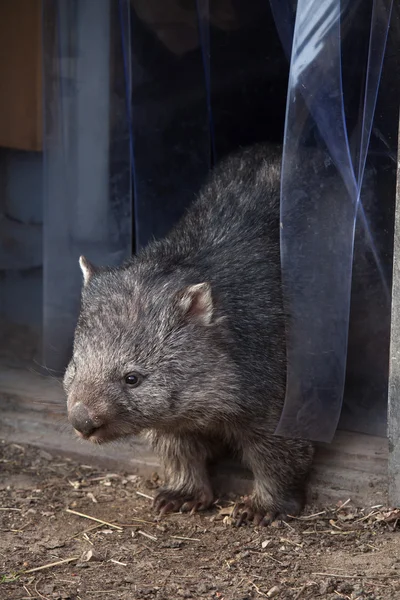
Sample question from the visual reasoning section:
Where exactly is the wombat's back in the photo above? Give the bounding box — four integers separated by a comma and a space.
157, 144, 281, 259
137, 143, 282, 286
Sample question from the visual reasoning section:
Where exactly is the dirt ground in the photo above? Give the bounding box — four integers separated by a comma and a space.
1, 441, 400, 600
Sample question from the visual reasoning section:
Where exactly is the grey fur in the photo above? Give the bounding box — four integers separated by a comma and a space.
64, 144, 314, 522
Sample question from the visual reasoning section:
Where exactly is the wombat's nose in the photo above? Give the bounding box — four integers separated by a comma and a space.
68, 402, 98, 437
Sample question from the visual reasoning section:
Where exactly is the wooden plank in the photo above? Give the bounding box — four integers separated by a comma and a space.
0, 409, 159, 474
388, 117, 400, 506
0, 405, 388, 506
0, 363, 63, 402
0, 363, 64, 416
0, 0, 43, 151
0, 363, 389, 506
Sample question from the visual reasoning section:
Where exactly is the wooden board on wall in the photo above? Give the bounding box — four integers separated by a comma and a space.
0, 0, 43, 152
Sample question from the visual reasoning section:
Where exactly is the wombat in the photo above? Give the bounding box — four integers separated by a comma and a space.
64, 144, 314, 525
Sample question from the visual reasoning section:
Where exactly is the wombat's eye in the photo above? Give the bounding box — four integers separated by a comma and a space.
124, 373, 142, 387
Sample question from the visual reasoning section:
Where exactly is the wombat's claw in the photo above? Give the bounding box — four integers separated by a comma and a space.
153, 488, 213, 518
233, 498, 284, 527
181, 500, 204, 514
153, 493, 181, 516
235, 508, 280, 527
157, 500, 179, 517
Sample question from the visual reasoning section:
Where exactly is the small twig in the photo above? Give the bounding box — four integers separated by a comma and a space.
302, 529, 332, 535
312, 572, 356, 579
22, 586, 32, 597
88, 474, 120, 481
282, 519, 295, 531
85, 592, 118, 595
334, 591, 351, 600
354, 510, 381, 523
34, 578, 50, 600
263, 552, 284, 566
0, 507, 22, 511
249, 580, 268, 597
131, 547, 145, 558
303, 529, 355, 536
293, 584, 307, 599
171, 535, 201, 542
289, 511, 326, 520
114, 517, 156, 526
335, 498, 351, 511
66, 508, 123, 531
313, 572, 400, 581
329, 519, 343, 530
24, 556, 79, 574
109, 559, 127, 566
161, 569, 173, 587
249, 549, 284, 565
83, 532, 94, 545
71, 523, 104, 538
138, 530, 157, 541
280, 537, 303, 548
139, 541, 156, 554
136, 491, 153, 500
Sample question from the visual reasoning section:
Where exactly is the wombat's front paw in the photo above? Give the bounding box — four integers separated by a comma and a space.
153, 486, 214, 517
233, 495, 303, 527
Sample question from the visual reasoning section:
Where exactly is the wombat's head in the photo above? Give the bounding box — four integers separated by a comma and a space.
64, 257, 237, 443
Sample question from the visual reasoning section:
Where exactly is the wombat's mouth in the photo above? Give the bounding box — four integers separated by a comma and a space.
76, 427, 107, 444
68, 401, 143, 442
74, 422, 138, 444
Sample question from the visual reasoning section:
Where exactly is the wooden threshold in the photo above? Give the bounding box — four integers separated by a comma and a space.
0, 363, 389, 507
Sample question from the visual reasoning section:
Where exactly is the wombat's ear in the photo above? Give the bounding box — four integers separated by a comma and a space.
79, 256, 97, 286
177, 283, 213, 326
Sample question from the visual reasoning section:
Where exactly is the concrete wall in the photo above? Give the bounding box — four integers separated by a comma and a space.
0, 150, 43, 329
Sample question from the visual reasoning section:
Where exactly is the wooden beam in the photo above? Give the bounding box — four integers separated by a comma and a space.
0, 0, 43, 151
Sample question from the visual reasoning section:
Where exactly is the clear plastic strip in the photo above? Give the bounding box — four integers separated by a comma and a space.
195, 0, 216, 164
271, 1, 392, 301
118, 0, 137, 249
269, 0, 392, 440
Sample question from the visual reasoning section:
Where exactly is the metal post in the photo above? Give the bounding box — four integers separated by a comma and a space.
388, 115, 400, 506
42, 0, 132, 372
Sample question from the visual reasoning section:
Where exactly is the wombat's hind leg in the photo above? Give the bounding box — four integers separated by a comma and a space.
151, 433, 214, 516
236, 434, 314, 526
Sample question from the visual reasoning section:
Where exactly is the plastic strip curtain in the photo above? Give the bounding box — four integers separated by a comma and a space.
269, 0, 393, 441
126, 0, 211, 249
42, 0, 133, 372
195, 0, 216, 164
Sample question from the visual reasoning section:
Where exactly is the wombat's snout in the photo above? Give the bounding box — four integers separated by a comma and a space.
68, 402, 100, 438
